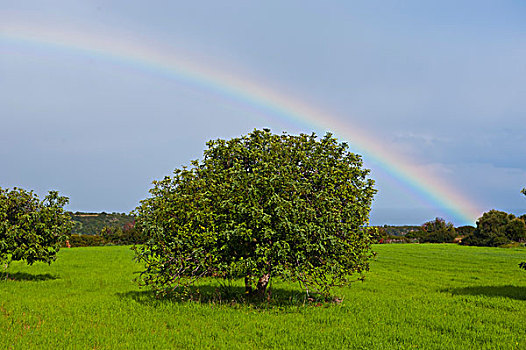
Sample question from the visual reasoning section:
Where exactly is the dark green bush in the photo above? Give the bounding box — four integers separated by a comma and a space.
64, 222, 146, 248
101, 225, 147, 245
405, 218, 456, 243
66, 234, 107, 247
462, 210, 526, 247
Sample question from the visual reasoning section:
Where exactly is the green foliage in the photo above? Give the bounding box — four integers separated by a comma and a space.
66, 234, 107, 247
64, 223, 145, 247
134, 129, 376, 298
0, 187, 72, 271
378, 225, 421, 236
455, 225, 475, 237
405, 218, 456, 243
69, 212, 134, 235
462, 210, 526, 247
372, 227, 413, 243
420, 218, 457, 243
101, 224, 147, 245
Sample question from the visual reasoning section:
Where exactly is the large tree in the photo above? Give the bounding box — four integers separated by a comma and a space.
0, 188, 72, 274
133, 129, 377, 298
462, 209, 526, 247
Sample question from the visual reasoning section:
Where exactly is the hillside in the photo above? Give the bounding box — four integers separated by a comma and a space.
69, 212, 134, 235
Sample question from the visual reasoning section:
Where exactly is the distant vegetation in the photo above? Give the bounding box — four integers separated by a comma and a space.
62, 209, 526, 250
69, 212, 134, 235
462, 210, 526, 247
407, 218, 457, 243
375, 210, 526, 247
374, 219, 459, 244
65, 212, 145, 247
377, 225, 421, 236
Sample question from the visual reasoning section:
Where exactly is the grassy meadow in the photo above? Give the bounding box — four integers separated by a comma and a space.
1, 244, 525, 349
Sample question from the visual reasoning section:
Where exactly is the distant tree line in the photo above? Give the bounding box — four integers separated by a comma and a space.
378, 225, 421, 236
69, 212, 135, 235
67, 223, 147, 247
64, 212, 146, 247
376, 210, 525, 247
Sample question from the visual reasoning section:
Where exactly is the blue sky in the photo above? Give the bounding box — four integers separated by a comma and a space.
1, 1, 525, 225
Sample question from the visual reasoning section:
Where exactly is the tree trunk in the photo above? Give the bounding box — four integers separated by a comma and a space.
255, 273, 270, 298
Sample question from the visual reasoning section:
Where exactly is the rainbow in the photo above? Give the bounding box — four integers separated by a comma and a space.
1, 22, 482, 225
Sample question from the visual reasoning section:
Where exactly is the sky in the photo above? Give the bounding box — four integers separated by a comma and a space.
1, 1, 525, 226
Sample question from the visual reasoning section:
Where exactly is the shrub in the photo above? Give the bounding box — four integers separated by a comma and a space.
66, 234, 107, 247
420, 218, 457, 243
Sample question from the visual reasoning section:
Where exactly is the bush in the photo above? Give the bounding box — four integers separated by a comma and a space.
421, 218, 457, 243
66, 234, 107, 247
64, 222, 146, 248
405, 218, 456, 243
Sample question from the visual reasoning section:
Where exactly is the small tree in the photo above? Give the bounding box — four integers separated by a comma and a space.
133, 129, 377, 299
419, 218, 457, 243
0, 187, 72, 275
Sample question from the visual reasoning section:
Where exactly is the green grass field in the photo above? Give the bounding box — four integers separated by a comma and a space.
1, 244, 524, 349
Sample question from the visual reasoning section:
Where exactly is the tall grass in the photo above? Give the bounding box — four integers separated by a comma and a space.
1, 244, 524, 349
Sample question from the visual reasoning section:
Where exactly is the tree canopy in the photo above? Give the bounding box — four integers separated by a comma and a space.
412, 218, 457, 243
455, 225, 475, 237
0, 187, 72, 273
133, 129, 377, 298
462, 209, 526, 247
